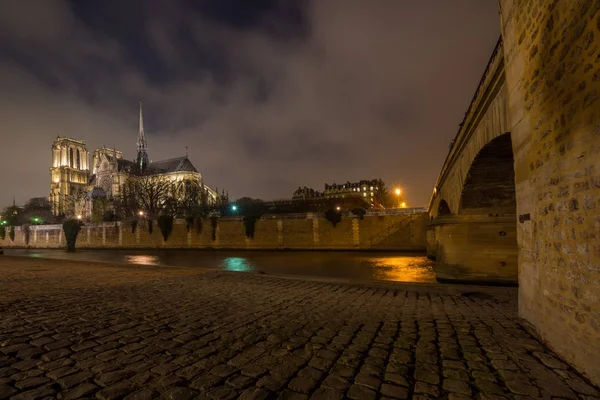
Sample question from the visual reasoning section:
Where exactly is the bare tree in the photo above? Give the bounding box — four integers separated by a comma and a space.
62, 190, 88, 218
372, 179, 395, 209
117, 175, 172, 219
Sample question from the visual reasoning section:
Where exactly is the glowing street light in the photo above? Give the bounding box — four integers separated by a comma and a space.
76, 215, 82, 220
231, 205, 237, 212
395, 188, 401, 208
336, 206, 341, 211
138, 211, 144, 217
401, 202, 406, 208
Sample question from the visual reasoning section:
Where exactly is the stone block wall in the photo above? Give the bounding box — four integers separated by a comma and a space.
317, 219, 354, 249
0, 213, 428, 252
426, 228, 436, 259
246, 219, 280, 249
500, 0, 600, 384
281, 219, 314, 249
432, 215, 518, 284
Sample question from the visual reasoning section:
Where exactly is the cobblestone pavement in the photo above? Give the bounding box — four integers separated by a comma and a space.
0, 257, 598, 400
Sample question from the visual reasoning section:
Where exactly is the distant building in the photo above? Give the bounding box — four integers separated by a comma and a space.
293, 179, 383, 208
50, 103, 219, 217
292, 186, 323, 200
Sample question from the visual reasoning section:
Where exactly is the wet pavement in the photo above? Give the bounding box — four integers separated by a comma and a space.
4, 249, 436, 284
0, 256, 598, 399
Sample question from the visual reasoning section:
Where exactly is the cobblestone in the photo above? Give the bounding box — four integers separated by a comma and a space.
0, 257, 598, 399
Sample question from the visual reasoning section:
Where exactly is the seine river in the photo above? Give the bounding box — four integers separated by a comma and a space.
5, 249, 436, 284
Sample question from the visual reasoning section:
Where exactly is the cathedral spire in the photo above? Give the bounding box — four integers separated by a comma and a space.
136, 101, 149, 171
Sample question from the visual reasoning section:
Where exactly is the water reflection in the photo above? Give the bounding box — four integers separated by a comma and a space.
221, 257, 255, 272
124, 255, 161, 266
6, 249, 437, 284
366, 256, 435, 283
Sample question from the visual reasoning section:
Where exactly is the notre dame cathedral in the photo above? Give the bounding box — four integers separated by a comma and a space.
49, 103, 219, 217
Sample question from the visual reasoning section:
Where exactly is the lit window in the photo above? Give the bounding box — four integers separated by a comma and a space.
370, 186, 373, 190
363, 187, 366, 191
363, 193, 367, 197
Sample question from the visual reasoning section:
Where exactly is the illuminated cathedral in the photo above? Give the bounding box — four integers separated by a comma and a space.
49, 103, 219, 217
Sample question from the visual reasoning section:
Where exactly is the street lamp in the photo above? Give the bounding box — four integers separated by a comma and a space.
231, 205, 237, 212
336, 206, 341, 211
76, 215, 82, 220
401, 202, 406, 208
138, 211, 144, 217
395, 188, 401, 208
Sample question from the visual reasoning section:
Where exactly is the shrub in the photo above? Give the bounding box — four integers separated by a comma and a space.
0, 225, 5, 240
243, 216, 259, 239
240, 201, 267, 239
324, 209, 342, 227
103, 211, 117, 222
147, 219, 153, 234
9, 226, 15, 241
351, 207, 367, 220
185, 216, 194, 233
195, 217, 203, 235
62, 219, 83, 252
131, 220, 137, 234
23, 224, 31, 245
158, 215, 174, 242
210, 217, 218, 241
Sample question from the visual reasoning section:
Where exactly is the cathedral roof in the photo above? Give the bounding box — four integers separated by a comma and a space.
111, 156, 198, 176
117, 159, 136, 173
147, 156, 198, 174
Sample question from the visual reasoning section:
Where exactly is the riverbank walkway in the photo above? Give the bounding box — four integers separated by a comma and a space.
0, 257, 598, 399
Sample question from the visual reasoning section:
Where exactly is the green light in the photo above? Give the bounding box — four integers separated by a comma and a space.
231, 205, 237, 211
222, 257, 253, 272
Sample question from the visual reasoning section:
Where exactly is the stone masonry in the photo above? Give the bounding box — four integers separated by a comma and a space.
0, 257, 598, 399
500, 0, 600, 385
0, 213, 428, 252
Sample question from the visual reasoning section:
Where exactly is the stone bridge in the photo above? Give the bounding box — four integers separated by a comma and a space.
425, 1, 600, 385
427, 37, 518, 285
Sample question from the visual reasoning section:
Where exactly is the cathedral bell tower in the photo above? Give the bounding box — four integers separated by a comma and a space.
49, 137, 90, 216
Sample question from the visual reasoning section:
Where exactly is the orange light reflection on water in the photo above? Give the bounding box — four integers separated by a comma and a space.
365, 256, 436, 283
124, 255, 161, 266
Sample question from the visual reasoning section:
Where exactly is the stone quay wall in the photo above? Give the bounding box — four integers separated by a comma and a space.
500, 0, 600, 384
0, 213, 428, 251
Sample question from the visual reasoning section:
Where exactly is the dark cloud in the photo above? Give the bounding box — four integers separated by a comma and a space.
0, 0, 500, 207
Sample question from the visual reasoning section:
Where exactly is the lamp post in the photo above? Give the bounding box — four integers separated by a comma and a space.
395, 188, 401, 208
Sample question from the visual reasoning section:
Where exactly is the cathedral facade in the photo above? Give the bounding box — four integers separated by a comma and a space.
50, 103, 218, 217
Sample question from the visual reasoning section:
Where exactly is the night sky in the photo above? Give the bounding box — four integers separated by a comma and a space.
0, 0, 500, 208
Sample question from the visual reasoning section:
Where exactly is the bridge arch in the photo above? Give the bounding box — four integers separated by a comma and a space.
437, 199, 452, 216
458, 132, 515, 215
